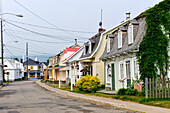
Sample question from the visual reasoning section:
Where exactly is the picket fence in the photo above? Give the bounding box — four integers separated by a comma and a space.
145, 78, 170, 99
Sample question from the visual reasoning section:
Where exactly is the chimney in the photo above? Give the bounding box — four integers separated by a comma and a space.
98, 28, 103, 33
126, 12, 130, 20
75, 39, 77, 45
35, 56, 38, 61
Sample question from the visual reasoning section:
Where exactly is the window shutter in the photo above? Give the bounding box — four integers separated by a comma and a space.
128, 24, 133, 44
107, 38, 110, 53
118, 30, 122, 48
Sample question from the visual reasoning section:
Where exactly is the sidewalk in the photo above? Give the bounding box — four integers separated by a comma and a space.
36, 80, 170, 113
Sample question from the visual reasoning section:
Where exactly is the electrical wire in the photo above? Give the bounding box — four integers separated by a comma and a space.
4, 19, 95, 34
14, 0, 85, 39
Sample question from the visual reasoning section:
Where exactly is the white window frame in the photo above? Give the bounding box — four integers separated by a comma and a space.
118, 29, 122, 48
107, 36, 110, 53
133, 58, 139, 80
128, 23, 133, 44
119, 61, 124, 79
83, 45, 86, 55
89, 41, 92, 53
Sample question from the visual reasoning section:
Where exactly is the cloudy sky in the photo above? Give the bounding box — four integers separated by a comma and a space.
1, 0, 162, 62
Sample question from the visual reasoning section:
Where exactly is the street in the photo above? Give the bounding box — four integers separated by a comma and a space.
0, 81, 136, 113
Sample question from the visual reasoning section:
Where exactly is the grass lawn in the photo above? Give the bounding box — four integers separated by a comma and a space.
46, 82, 170, 109
3, 81, 13, 84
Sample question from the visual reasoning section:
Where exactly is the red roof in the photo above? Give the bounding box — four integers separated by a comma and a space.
62, 47, 82, 62
63, 48, 79, 53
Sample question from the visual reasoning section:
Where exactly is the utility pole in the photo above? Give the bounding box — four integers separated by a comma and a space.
26, 42, 28, 80
1, 19, 4, 82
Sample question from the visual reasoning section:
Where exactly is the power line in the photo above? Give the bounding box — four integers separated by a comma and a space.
4, 19, 95, 34
14, 0, 84, 39
4, 31, 74, 44
4, 46, 17, 58
4, 20, 73, 41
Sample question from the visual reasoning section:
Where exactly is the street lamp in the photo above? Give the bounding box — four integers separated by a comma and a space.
0, 13, 23, 83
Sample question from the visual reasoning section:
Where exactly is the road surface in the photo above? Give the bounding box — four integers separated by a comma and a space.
0, 81, 136, 113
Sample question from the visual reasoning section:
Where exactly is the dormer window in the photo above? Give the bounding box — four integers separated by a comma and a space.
84, 42, 89, 55
107, 36, 110, 53
85, 46, 89, 54
128, 23, 133, 44
118, 30, 122, 48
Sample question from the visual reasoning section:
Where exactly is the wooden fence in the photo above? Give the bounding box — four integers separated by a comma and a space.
145, 78, 170, 99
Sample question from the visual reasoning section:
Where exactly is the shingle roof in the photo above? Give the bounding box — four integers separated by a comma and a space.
80, 29, 105, 59
23, 58, 39, 66
100, 17, 146, 60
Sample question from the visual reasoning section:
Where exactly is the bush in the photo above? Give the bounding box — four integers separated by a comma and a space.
125, 89, 138, 96
68, 82, 71, 86
117, 88, 138, 96
117, 88, 127, 95
100, 85, 105, 89
138, 90, 145, 96
75, 75, 101, 93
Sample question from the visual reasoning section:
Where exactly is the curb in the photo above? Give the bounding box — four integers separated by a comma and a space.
36, 80, 170, 113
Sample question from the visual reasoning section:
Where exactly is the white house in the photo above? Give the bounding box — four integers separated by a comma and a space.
4, 59, 24, 81
62, 46, 84, 84
100, 13, 146, 90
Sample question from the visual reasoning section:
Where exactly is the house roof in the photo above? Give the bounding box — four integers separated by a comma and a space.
63, 48, 80, 53
41, 62, 49, 66
100, 17, 146, 60
23, 58, 40, 66
62, 46, 83, 63
80, 29, 105, 59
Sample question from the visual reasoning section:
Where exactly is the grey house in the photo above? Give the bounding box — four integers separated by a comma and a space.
100, 13, 146, 90
23, 58, 42, 79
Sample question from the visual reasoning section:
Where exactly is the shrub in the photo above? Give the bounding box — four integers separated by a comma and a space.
125, 89, 138, 96
117, 88, 138, 96
117, 88, 127, 95
75, 75, 101, 93
138, 90, 145, 96
139, 98, 149, 103
68, 82, 71, 86
100, 85, 105, 89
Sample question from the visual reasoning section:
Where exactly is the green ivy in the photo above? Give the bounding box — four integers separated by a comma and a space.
136, 0, 170, 81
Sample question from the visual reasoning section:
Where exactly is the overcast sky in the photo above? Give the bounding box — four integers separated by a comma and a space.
1, 0, 162, 62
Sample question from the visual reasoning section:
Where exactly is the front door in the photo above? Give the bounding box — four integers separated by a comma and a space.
111, 63, 115, 90
126, 61, 131, 88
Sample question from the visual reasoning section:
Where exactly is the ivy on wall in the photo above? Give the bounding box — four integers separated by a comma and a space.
136, 0, 170, 81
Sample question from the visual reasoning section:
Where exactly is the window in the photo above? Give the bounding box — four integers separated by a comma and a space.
107, 37, 110, 53
128, 23, 133, 44
31, 66, 33, 70
91, 43, 95, 52
85, 46, 89, 54
118, 30, 122, 48
119, 62, 124, 79
134, 60, 139, 79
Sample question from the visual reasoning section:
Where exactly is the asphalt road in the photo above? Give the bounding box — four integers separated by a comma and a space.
0, 81, 137, 113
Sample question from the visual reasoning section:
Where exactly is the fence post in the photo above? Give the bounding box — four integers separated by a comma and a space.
145, 78, 148, 99
168, 78, 170, 98
149, 78, 151, 99
159, 78, 161, 98
162, 78, 164, 98
153, 78, 155, 99
156, 78, 158, 99
165, 78, 167, 98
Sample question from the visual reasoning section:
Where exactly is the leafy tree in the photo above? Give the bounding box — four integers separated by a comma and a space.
136, 0, 170, 81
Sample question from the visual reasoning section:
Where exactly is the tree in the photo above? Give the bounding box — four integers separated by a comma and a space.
136, 0, 170, 81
